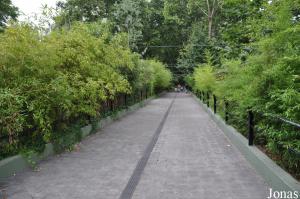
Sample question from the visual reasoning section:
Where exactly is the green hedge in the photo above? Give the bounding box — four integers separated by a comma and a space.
0, 22, 172, 160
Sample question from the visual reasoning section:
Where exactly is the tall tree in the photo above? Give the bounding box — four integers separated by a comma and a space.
160, 0, 193, 66
113, 0, 145, 51
177, 23, 208, 74
218, 0, 265, 59
0, 0, 18, 31
188, 0, 222, 39
55, 0, 118, 27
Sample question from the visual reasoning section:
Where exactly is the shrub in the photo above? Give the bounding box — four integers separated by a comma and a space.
0, 22, 172, 160
193, 64, 216, 93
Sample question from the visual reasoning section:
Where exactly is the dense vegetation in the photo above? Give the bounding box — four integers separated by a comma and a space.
0, 22, 172, 159
0, 0, 299, 179
188, 0, 300, 178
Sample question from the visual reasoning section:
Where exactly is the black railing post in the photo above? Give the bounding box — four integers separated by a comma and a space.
213, 95, 217, 114
132, 93, 134, 104
145, 88, 148, 99
206, 92, 210, 107
200, 91, 202, 101
102, 101, 106, 116
0, 189, 7, 199
124, 94, 127, 107
225, 100, 229, 122
248, 110, 254, 146
134, 92, 136, 103
140, 90, 143, 101
120, 95, 122, 108
106, 100, 109, 114
110, 99, 113, 111
116, 95, 119, 109
116, 96, 118, 109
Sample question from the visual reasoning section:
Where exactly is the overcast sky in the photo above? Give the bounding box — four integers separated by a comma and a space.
12, 0, 64, 21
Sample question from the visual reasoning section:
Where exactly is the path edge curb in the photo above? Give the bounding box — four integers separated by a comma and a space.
193, 95, 300, 192
0, 96, 157, 182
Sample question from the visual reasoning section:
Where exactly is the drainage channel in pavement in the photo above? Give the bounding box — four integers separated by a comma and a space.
119, 94, 177, 199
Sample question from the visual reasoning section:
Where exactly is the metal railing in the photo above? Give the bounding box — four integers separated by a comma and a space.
0, 88, 152, 161
0, 182, 7, 199
95, 88, 150, 118
195, 90, 300, 156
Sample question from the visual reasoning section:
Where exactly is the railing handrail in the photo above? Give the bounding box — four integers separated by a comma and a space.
195, 90, 300, 154
255, 111, 300, 129
198, 90, 299, 129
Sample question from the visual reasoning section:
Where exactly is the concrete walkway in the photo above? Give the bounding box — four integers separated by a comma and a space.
5, 93, 269, 199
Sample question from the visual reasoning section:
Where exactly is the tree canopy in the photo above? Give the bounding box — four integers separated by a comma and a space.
1, 0, 299, 180
188, 0, 300, 178
0, 0, 18, 31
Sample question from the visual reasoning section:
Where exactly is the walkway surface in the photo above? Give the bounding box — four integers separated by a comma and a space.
5, 93, 269, 199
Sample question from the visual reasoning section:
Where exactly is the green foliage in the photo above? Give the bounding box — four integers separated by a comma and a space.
177, 23, 208, 75
113, 0, 146, 51
0, 0, 18, 31
184, 75, 194, 89
52, 124, 82, 153
164, 0, 191, 25
133, 60, 155, 90
193, 65, 216, 93
189, 1, 300, 177
250, 0, 300, 39
219, 0, 264, 59
0, 22, 171, 160
54, 0, 192, 80
56, 0, 107, 24
0, 89, 26, 159
149, 60, 173, 92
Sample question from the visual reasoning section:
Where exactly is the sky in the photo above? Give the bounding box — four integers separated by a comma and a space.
12, 0, 64, 21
